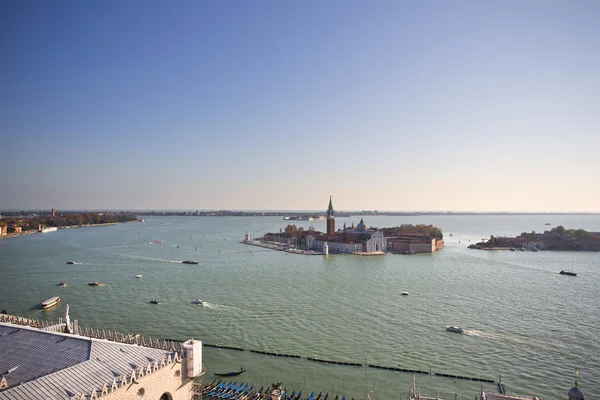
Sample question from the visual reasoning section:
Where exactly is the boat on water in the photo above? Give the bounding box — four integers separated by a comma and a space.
58, 281, 66, 287
559, 270, 577, 276
136, 275, 143, 278
41, 296, 60, 309
445, 325, 464, 333
88, 282, 101, 286
509, 247, 516, 251
182, 260, 199, 264
193, 299, 204, 305
150, 300, 160, 304
531, 247, 538, 252
402, 292, 409, 296
39, 227, 58, 233
66, 261, 75, 264
214, 369, 246, 377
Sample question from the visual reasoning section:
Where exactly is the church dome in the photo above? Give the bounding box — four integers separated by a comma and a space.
357, 219, 367, 231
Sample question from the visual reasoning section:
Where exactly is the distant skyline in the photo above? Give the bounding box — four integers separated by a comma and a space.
2, 1, 599, 212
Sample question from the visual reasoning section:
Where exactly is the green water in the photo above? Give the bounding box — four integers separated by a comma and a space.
1, 215, 598, 399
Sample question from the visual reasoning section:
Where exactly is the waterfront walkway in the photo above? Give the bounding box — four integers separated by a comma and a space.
240, 240, 322, 255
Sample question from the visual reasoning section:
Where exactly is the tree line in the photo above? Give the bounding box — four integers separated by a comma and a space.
0, 213, 137, 232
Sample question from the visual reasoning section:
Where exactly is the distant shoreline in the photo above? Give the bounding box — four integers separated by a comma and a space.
0, 221, 136, 241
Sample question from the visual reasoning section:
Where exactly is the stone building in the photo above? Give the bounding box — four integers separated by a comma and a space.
0, 311, 204, 400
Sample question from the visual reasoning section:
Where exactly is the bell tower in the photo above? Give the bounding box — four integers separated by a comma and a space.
326, 196, 335, 235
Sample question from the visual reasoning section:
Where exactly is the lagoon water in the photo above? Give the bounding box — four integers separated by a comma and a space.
1, 215, 598, 399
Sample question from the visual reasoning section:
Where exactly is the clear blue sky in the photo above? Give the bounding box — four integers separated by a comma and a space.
1, 0, 599, 212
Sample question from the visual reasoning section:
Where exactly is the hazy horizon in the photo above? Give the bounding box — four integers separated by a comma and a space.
2, 1, 599, 212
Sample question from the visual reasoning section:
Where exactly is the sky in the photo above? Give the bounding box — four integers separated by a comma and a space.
1, 0, 599, 212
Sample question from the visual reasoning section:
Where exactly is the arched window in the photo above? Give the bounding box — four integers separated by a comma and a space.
159, 392, 173, 400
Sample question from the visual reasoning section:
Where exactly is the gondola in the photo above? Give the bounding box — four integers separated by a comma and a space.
215, 369, 246, 377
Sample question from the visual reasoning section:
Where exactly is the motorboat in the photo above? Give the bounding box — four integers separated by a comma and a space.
401, 292, 409, 296
150, 300, 160, 305
509, 247, 516, 251
136, 275, 143, 278
193, 299, 204, 305
559, 270, 577, 276
58, 281, 66, 287
445, 325, 464, 333
88, 282, 101, 286
41, 296, 60, 309
182, 260, 199, 264
531, 247, 538, 252
66, 261, 75, 264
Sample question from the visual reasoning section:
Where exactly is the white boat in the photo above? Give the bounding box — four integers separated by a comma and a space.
39, 227, 58, 233
41, 296, 60, 309
136, 275, 143, 278
193, 299, 204, 305
445, 325, 464, 333
402, 292, 409, 296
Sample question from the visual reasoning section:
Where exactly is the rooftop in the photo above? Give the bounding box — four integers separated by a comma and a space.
0, 322, 176, 400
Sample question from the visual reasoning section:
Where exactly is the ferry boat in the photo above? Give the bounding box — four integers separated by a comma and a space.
39, 227, 58, 233
445, 325, 464, 333
41, 296, 60, 309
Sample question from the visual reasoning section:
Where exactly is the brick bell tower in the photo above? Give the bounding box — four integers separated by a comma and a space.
326, 195, 335, 235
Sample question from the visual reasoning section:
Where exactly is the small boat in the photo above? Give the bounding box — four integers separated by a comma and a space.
509, 247, 516, 251
214, 369, 246, 377
88, 282, 100, 286
150, 300, 160, 304
182, 260, 199, 264
58, 281, 66, 287
445, 325, 464, 333
193, 299, 204, 305
66, 261, 75, 264
41, 296, 60, 309
531, 247, 538, 252
559, 270, 577, 276
401, 292, 409, 296
519, 247, 525, 251
136, 275, 143, 278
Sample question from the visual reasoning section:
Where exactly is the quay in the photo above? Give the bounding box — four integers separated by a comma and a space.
240, 240, 322, 255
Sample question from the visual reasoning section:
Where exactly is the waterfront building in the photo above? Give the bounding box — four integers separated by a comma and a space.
0, 311, 204, 400
0, 226, 6, 236
308, 198, 387, 254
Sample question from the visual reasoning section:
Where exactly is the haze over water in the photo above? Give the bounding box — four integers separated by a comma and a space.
1, 214, 598, 399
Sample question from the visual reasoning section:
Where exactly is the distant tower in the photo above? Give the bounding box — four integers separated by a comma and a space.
326, 196, 335, 235
51, 208, 55, 217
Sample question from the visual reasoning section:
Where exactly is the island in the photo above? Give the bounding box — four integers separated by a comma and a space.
468, 226, 600, 251
0, 211, 138, 239
244, 221, 444, 255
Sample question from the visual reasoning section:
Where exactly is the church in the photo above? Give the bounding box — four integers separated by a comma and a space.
306, 197, 387, 254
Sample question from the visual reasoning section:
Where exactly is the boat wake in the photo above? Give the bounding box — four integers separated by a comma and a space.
199, 302, 238, 311
463, 329, 523, 343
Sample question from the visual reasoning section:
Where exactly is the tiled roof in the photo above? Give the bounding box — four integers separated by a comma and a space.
0, 323, 175, 400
